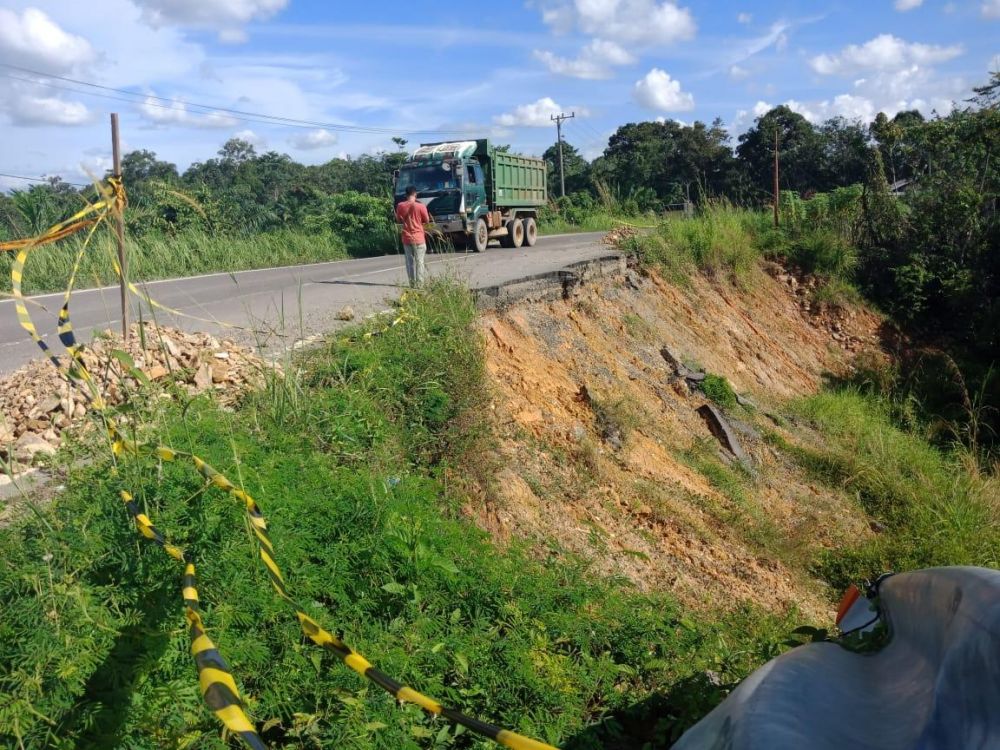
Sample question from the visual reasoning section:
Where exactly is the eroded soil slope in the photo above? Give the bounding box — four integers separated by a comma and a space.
474, 262, 882, 621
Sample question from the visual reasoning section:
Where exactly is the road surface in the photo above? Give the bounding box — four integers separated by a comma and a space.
0, 232, 611, 375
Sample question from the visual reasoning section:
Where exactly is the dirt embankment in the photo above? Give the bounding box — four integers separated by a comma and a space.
471, 260, 883, 621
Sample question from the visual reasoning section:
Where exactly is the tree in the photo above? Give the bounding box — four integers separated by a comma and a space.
120, 150, 179, 186
736, 106, 824, 199
969, 70, 1000, 109
602, 119, 740, 204
542, 140, 590, 195
817, 117, 870, 189
218, 138, 257, 165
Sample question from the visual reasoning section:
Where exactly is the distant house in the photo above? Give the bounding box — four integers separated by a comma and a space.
889, 178, 913, 197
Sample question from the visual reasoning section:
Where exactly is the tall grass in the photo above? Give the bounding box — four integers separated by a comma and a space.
629, 202, 761, 284
0, 229, 351, 295
538, 210, 645, 235
786, 390, 1000, 589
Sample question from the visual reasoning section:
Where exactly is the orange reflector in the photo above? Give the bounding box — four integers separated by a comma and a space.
836, 584, 861, 625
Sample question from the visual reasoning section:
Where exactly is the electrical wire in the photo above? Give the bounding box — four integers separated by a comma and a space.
0, 63, 474, 137
0, 172, 91, 188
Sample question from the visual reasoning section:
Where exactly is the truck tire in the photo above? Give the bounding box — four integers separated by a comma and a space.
523, 217, 538, 247
508, 218, 525, 248
473, 218, 489, 252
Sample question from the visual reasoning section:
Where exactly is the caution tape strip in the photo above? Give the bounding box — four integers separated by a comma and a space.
120, 443, 557, 750
121, 490, 267, 750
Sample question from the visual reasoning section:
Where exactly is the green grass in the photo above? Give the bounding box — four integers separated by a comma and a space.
787, 389, 1000, 590
627, 203, 761, 285
538, 212, 650, 235
701, 374, 739, 411
0, 229, 353, 296
0, 282, 795, 750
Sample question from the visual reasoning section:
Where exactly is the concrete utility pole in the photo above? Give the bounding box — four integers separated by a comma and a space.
550, 111, 575, 198
110, 113, 128, 340
773, 126, 780, 228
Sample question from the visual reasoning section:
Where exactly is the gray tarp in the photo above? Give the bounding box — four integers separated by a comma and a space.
674, 567, 1000, 749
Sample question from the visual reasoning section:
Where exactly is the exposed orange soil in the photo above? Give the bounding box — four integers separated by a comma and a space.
473, 264, 881, 621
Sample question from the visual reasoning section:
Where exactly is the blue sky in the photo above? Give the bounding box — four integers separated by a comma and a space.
0, 0, 997, 188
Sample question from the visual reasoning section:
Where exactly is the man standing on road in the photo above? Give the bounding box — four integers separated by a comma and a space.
395, 186, 430, 287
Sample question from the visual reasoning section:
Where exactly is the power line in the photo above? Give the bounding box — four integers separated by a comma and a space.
0, 63, 474, 137
0, 171, 91, 188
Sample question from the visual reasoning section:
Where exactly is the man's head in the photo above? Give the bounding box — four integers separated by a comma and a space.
405, 185, 417, 200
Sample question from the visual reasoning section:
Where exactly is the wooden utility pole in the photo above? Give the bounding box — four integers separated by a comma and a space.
773, 127, 780, 228
110, 113, 128, 340
550, 111, 575, 198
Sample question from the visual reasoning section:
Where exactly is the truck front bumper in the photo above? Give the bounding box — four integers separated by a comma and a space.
432, 216, 467, 234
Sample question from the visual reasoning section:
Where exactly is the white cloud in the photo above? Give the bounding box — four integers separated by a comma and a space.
729, 64, 750, 80
6, 93, 91, 126
139, 94, 238, 128
727, 21, 791, 68
288, 128, 339, 150
233, 128, 265, 147
983, 0, 1000, 17
810, 34, 963, 75
494, 97, 587, 127
534, 38, 636, 79
134, 0, 288, 27
537, 0, 696, 46
737, 11, 752, 23
133, 0, 288, 41
633, 68, 695, 111
218, 28, 249, 44
0, 8, 95, 72
894, 0, 923, 11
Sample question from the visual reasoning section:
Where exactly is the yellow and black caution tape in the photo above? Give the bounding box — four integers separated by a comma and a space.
120, 490, 267, 750
4, 177, 124, 382
123, 444, 558, 750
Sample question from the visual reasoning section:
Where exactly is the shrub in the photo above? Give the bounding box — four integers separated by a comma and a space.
303, 190, 397, 255
701, 374, 738, 410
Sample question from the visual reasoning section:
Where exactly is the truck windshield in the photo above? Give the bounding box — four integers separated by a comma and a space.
397, 165, 460, 194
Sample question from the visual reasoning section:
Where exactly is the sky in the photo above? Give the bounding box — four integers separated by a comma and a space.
0, 0, 997, 189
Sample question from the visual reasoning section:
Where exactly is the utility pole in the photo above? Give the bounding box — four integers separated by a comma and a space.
110, 113, 128, 340
550, 111, 575, 198
773, 126, 780, 228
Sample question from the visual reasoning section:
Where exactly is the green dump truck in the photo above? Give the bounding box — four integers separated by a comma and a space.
393, 139, 547, 252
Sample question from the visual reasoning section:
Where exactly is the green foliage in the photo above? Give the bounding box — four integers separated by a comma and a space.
0, 283, 793, 749
787, 390, 1000, 591
701, 374, 738, 410
0, 229, 347, 295
630, 202, 760, 284
302, 191, 397, 256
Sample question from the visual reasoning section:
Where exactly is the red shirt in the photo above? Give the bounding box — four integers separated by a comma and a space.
395, 199, 430, 245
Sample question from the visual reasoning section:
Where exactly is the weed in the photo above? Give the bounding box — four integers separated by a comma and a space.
629, 202, 761, 286
701, 374, 738, 411
590, 394, 643, 445
787, 389, 1000, 590
622, 313, 655, 342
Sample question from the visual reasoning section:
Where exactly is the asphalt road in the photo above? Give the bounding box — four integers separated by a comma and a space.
0, 232, 611, 375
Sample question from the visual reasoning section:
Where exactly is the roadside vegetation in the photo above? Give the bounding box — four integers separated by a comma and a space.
0, 282, 794, 749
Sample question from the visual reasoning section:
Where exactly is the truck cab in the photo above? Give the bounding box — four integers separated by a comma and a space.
393, 140, 546, 252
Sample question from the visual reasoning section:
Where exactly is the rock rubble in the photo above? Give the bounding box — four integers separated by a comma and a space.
0, 324, 278, 471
